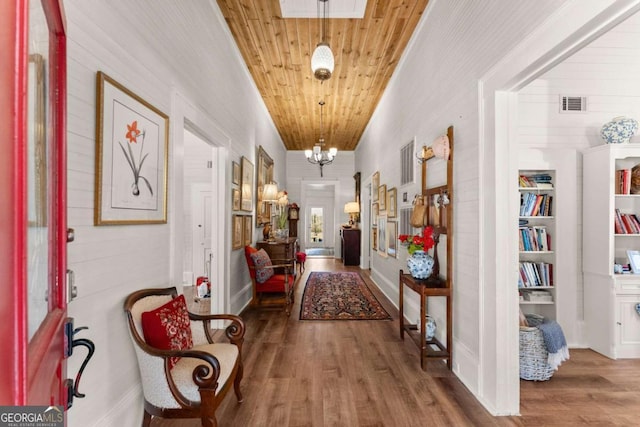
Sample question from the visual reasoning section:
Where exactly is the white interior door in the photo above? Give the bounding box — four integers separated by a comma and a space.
191, 185, 212, 282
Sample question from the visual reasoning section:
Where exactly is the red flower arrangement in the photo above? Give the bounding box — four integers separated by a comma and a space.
398, 226, 435, 255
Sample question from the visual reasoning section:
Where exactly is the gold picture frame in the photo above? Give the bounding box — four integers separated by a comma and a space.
387, 220, 397, 258
378, 184, 387, 212
387, 187, 397, 218
371, 227, 378, 250
94, 71, 169, 225
232, 215, 243, 250
377, 213, 387, 257
256, 146, 274, 226
372, 203, 379, 226
240, 156, 253, 212
243, 215, 253, 246
372, 171, 380, 202
232, 161, 240, 185
232, 188, 241, 211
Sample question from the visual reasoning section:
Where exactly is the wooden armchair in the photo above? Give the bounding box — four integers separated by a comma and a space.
124, 287, 245, 427
244, 246, 296, 315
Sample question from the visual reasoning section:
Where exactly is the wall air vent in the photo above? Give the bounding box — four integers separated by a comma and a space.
400, 138, 415, 186
560, 96, 587, 113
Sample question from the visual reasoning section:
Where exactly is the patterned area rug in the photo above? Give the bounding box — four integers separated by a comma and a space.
300, 272, 392, 320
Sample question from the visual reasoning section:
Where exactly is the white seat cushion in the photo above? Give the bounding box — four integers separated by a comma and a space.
170, 343, 239, 403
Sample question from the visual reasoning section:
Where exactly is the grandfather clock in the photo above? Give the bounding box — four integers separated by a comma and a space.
288, 205, 300, 237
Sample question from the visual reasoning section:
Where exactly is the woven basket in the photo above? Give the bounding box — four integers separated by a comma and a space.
519, 326, 554, 381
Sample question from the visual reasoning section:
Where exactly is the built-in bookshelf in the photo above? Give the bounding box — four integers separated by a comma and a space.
583, 144, 640, 359
518, 170, 556, 319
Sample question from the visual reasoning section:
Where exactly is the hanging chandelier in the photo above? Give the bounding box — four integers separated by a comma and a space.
311, 0, 334, 81
305, 100, 337, 177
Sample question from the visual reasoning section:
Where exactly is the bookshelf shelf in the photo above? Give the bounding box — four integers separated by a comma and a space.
583, 144, 640, 359
518, 169, 556, 316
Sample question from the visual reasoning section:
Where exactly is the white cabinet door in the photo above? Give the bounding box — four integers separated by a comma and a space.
615, 295, 640, 358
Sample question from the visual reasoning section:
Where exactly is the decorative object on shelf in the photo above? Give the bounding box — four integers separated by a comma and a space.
311, 0, 334, 81
600, 116, 638, 144
425, 315, 437, 340
400, 226, 435, 279
635, 303, 640, 317
305, 101, 337, 177
344, 201, 360, 226
406, 250, 435, 280
262, 223, 270, 241
417, 134, 451, 163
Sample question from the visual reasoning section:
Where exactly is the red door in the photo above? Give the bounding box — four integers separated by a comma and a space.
0, 0, 69, 409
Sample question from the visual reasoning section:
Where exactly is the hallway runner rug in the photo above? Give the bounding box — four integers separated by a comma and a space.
300, 272, 392, 320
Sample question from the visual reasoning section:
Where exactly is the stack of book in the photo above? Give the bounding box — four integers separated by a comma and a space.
615, 169, 632, 194
519, 226, 551, 251
519, 174, 554, 189
518, 262, 553, 287
520, 193, 553, 217
614, 208, 640, 234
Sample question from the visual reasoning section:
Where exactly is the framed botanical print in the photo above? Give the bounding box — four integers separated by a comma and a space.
378, 184, 387, 212
232, 215, 243, 250
240, 156, 253, 212
94, 71, 169, 225
243, 215, 252, 246
372, 171, 380, 201
386, 220, 397, 258
372, 203, 379, 226
387, 187, 397, 218
377, 214, 387, 257
232, 188, 241, 211
232, 161, 240, 185
371, 227, 378, 250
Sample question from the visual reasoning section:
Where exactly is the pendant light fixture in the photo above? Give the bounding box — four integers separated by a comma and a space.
311, 0, 334, 81
305, 100, 337, 177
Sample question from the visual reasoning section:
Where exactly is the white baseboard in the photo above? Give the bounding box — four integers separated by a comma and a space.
93, 383, 143, 427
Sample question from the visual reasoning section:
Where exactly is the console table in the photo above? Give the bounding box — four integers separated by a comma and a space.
399, 270, 452, 370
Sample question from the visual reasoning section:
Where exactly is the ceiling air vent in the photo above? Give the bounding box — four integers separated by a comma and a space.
560, 96, 587, 113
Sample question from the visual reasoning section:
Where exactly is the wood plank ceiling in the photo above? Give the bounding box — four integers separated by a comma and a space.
217, 0, 430, 151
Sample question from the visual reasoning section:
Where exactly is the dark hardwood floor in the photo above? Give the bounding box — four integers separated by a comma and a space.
155, 258, 640, 426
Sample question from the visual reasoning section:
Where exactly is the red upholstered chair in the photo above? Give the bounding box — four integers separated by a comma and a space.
244, 246, 296, 315
124, 287, 245, 427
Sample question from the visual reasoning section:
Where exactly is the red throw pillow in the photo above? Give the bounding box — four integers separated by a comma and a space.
141, 294, 193, 369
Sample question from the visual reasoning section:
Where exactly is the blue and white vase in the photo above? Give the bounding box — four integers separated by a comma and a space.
425, 315, 437, 341
635, 303, 640, 317
407, 250, 434, 280
600, 116, 638, 144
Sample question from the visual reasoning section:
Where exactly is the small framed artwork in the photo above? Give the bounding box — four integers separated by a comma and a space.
378, 184, 387, 212
628, 250, 640, 274
371, 227, 378, 251
232, 188, 241, 211
94, 71, 169, 225
377, 214, 387, 257
372, 171, 380, 201
243, 215, 252, 246
240, 156, 254, 212
388, 187, 397, 218
232, 161, 240, 185
372, 203, 379, 226
386, 220, 397, 258
232, 215, 243, 250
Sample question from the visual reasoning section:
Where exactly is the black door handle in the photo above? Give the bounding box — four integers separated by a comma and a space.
65, 318, 96, 409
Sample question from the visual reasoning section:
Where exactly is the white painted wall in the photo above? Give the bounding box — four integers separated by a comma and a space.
64, 1, 285, 426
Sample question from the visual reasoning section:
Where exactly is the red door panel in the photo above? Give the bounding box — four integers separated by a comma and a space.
0, 0, 69, 409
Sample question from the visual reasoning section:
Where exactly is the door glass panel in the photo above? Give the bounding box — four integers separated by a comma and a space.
309, 207, 324, 248
27, 0, 51, 341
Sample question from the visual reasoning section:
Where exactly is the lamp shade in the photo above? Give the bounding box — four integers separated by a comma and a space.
344, 202, 360, 214
311, 42, 334, 81
262, 183, 278, 202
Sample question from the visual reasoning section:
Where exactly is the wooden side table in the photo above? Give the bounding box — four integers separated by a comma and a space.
399, 269, 452, 370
